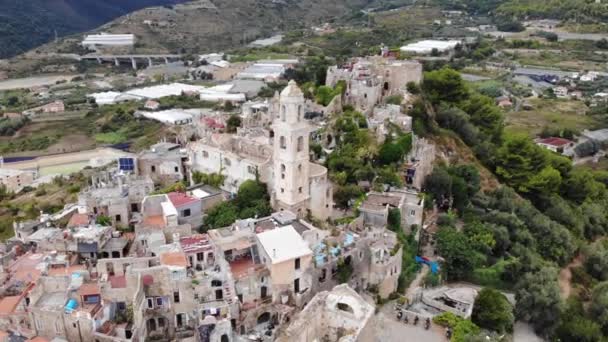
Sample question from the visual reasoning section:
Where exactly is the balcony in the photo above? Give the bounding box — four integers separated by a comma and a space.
241, 296, 272, 311
144, 305, 170, 315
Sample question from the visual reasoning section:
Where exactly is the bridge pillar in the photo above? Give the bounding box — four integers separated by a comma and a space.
96, 57, 102, 64
131, 57, 137, 70
147, 57, 153, 68
114, 58, 120, 66
164, 57, 169, 64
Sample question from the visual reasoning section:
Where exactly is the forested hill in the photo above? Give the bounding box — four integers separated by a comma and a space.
0, 0, 187, 59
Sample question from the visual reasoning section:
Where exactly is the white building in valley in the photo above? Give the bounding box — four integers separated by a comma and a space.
188, 81, 333, 220
82, 34, 135, 48
400, 40, 461, 54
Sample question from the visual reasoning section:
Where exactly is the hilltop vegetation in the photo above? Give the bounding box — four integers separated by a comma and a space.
0, 0, 188, 58
416, 67, 608, 339
437, 0, 608, 23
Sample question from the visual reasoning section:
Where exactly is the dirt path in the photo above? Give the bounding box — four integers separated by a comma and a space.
559, 254, 583, 299
405, 265, 429, 298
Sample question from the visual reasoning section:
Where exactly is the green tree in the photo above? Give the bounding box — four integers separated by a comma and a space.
96, 215, 112, 226
436, 227, 480, 280
236, 180, 269, 209
563, 169, 606, 204
433, 312, 480, 342
226, 115, 242, 133
526, 166, 562, 196
515, 267, 562, 336
406, 81, 420, 95
471, 288, 514, 333
203, 202, 238, 231
590, 281, 608, 332
387, 208, 401, 232
377, 142, 403, 165
422, 67, 469, 106
555, 298, 603, 342
334, 184, 364, 209
494, 133, 547, 192
585, 243, 608, 281
450, 164, 480, 197
424, 167, 452, 206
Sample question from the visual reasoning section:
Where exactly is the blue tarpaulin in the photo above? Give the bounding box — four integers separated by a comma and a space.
65, 298, 78, 313
415, 256, 439, 274
344, 233, 354, 246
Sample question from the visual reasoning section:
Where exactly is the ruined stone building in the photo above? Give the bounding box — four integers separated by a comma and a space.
312, 220, 403, 299
325, 56, 422, 114
276, 284, 375, 342
137, 142, 188, 185
359, 190, 424, 231
404, 136, 436, 191
78, 171, 154, 227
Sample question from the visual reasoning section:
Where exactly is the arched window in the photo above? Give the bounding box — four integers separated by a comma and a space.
281, 105, 286, 122
280, 136, 286, 149
211, 279, 222, 287
257, 312, 271, 324
281, 164, 286, 172
297, 105, 302, 121
298, 164, 302, 173
297, 136, 304, 152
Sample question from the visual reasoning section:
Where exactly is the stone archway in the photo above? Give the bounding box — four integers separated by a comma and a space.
257, 312, 271, 325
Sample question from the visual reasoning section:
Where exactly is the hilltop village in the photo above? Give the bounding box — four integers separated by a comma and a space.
2, 2, 608, 342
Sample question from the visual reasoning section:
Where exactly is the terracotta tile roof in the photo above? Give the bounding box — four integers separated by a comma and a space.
537, 137, 573, 147
78, 283, 100, 297
142, 274, 154, 286
160, 252, 189, 267
0, 296, 21, 315
180, 234, 212, 253
28, 337, 50, 342
143, 215, 165, 228
47, 265, 86, 277
167, 192, 199, 207
13, 269, 41, 284
27, 336, 50, 342
229, 257, 255, 279
67, 213, 90, 228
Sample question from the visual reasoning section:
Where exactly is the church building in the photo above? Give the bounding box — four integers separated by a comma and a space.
187, 81, 333, 220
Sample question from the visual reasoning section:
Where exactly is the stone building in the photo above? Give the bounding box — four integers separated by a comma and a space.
311, 221, 403, 299
404, 136, 436, 191
359, 189, 424, 231
326, 56, 422, 114
137, 142, 188, 185
275, 284, 375, 342
188, 81, 333, 220
78, 172, 154, 227
0, 169, 36, 193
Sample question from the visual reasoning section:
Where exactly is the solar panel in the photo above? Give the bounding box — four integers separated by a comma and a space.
119, 158, 135, 171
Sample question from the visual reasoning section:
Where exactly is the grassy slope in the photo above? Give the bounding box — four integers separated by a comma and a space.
35, 0, 374, 56
505, 98, 598, 137
0, 0, 188, 58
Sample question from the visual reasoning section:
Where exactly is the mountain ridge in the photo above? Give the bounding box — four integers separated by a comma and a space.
0, 0, 187, 58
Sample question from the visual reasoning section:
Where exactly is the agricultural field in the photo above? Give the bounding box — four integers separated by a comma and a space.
505, 98, 599, 136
